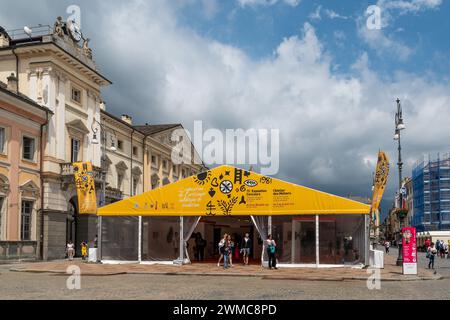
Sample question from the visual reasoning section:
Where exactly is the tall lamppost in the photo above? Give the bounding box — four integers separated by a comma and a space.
91, 119, 116, 262
393, 98, 406, 266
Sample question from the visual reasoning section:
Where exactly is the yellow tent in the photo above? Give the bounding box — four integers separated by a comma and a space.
98, 165, 370, 217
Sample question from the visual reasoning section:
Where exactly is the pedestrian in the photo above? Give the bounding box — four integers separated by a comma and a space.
241, 232, 252, 266
427, 242, 437, 269
222, 237, 231, 270
81, 241, 88, 261
227, 235, 234, 267
424, 238, 431, 252
440, 240, 446, 258
266, 234, 278, 270
195, 233, 206, 262
384, 240, 390, 254
217, 233, 228, 267
67, 240, 75, 261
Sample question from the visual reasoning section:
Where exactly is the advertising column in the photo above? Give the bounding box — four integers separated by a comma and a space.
402, 227, 417, 275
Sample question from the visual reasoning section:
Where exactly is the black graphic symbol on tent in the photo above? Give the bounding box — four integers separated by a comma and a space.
225, 171, 230, 176
211, 177, 219, 187
240, 185, 246, 192
234, 169, 243, 184
244, 171, 251, 177
244, 179, 258, 187
219, 174, 224, 180
220, 180, 233, 194
206, 201, 216, 216
208, 188, 216, 198
217, 197, 238, 216
194, 171, 211, 185
239, 196, 246, 205
260, 176, 273, 184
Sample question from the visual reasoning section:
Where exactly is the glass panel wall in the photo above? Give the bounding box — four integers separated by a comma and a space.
319, 215, 366, 265
294, 217, 316, 264
142, 216, 180, 261
272, 215, 316, 264
272, 215, 366, 265
102, 216, 139, 261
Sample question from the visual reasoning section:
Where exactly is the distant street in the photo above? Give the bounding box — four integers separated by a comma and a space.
385, 246, 450, 278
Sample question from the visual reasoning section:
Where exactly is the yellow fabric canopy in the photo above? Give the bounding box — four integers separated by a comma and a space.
98, 165, 370, 217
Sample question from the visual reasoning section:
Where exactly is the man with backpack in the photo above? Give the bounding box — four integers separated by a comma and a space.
266, 234, 278, 270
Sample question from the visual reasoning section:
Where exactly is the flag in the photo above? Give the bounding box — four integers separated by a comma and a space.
371, 151, 390, 227
73, 162, 98, 214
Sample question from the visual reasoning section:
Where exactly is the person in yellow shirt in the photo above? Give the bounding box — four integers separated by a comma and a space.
81, 241, 88, 261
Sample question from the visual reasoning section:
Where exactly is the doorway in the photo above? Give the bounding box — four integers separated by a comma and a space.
188, 216, 262, 264
66, 199, 78, 256
272, 216, 317, 264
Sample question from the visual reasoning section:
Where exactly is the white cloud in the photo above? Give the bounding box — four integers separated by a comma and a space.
375, 0, 443, 28
309, 5, 321, 20
378, 0, 442, 14
309, 6, 348, 21
94, 3, 450, 199
1, 0, 449, 201
237, 0, 300, 7
324, 9, 348, 20
358, 24, 413, 61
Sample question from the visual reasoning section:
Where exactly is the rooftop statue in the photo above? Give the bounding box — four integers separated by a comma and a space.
53, 16, 64, 38
83, 38, 93, 59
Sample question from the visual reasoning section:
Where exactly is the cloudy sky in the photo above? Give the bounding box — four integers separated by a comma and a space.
1, 0, 450, 218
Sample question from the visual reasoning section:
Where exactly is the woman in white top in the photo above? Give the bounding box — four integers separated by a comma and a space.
217, 234, 228, 267
67, 240, 75, 261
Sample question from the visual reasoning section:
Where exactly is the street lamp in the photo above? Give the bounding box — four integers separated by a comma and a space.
91, 119, 117, 262
394, 98, 406, 266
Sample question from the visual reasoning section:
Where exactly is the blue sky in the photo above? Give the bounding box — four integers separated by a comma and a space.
177, 0, 450, 78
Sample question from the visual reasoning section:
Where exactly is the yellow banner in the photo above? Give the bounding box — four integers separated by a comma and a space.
371, 151, 390, 224
73, 162, 98, 214
98, 165, 370, 217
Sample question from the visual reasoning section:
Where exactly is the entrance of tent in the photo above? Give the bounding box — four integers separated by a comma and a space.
187, 216, 264, 264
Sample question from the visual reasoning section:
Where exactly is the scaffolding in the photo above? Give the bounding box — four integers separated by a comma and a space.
413, 153, 450, 232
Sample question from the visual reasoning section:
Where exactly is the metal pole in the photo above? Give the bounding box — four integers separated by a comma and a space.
138, 216, 142, 262
396, 99, 404, 266
179, 216, 184, 263
365, 214, 370, 266
97, 128, 105, 263
268, 216, 272, 236
316, 215, 319, 267
291, 218, 295, 264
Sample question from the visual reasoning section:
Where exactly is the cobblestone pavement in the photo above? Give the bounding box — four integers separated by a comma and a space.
0, 266, 449, 300
4, 253, 439, 281
1, 251, 449, 300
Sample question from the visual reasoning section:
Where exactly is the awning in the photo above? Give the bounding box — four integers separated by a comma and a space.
98, 165, 370, 217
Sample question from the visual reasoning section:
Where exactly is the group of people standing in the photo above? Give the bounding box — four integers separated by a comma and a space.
217, 233, 278, 270
66, 235, 97, 261
425, 239, 450, 269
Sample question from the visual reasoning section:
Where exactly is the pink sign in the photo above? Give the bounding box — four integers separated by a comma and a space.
402, 227, 417, 275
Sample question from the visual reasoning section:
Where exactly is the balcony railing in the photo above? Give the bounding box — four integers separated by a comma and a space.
60, 163, 104, 182
7, 25, 52, 40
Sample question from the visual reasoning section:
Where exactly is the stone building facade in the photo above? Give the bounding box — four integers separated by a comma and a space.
0, 20, 203, 261
0, 72, 52, 261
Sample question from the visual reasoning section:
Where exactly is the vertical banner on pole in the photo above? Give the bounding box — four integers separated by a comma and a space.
73, 162, 98, 214
402, 227, 417, 275
370, 151, 390, 236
